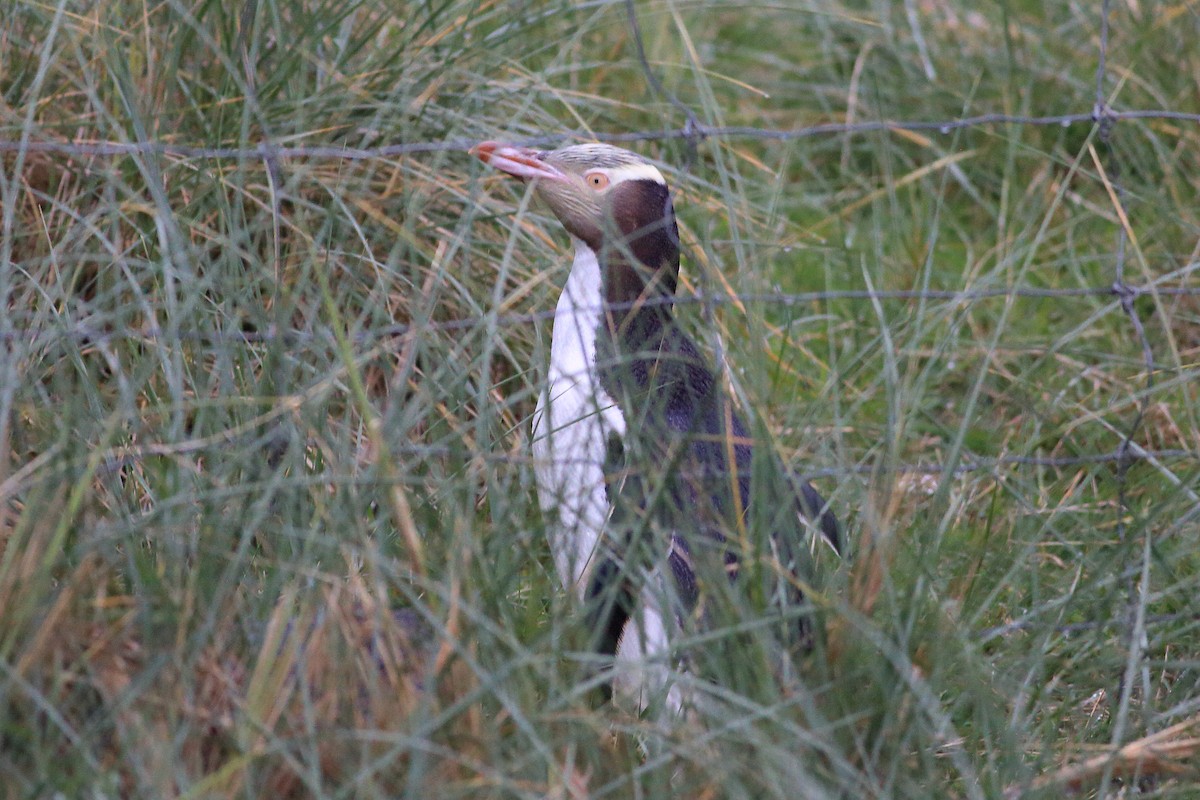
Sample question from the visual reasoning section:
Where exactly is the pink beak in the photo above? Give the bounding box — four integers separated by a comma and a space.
470, 141, 568, 182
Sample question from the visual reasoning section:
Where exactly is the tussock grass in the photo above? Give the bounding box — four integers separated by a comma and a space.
1, 0, 1198, 797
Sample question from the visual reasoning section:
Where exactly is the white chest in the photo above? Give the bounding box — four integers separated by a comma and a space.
531, 243, 627, 598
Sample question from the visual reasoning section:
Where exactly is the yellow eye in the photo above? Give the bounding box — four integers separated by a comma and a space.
584, 171, 610, 190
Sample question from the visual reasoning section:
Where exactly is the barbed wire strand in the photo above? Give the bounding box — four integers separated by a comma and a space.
8, 279, 1198, 346
82, 433, 1196, 487
2, 109, 1199, 162
979, 611, 1199, 645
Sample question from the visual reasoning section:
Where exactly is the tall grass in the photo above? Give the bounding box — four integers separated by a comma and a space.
1, 0, 1197, 797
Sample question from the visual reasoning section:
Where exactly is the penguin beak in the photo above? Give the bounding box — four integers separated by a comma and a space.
470, 141, 568, 182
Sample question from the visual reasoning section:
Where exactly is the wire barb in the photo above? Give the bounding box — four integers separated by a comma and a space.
623, 0, 706, 165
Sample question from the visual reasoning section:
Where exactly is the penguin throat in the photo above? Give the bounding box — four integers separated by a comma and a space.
597, 243, 677, 345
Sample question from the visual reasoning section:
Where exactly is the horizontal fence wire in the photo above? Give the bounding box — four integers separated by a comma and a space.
4, 281, 1199, 346
388, 447, 1200, 489
1, 108, 1199, 161
83, 439, 1197, 493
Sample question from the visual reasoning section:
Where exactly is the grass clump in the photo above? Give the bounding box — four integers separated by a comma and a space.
1, 0, 1198, 797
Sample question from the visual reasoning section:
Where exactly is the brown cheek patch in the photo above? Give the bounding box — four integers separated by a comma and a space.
609, 179, 680, 287
600, 179, 682, 331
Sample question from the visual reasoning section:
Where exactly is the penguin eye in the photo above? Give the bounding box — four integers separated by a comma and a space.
584, 171, 610, 191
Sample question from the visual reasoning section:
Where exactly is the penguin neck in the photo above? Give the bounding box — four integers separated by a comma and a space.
548, 236, 683, 398
595, 241, 678, 350
547, 241, 607, 387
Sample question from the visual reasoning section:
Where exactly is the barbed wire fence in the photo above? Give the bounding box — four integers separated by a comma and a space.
2, 0, 1197, 712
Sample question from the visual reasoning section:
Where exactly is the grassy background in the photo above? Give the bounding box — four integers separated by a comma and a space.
2, 0, 1198, 797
